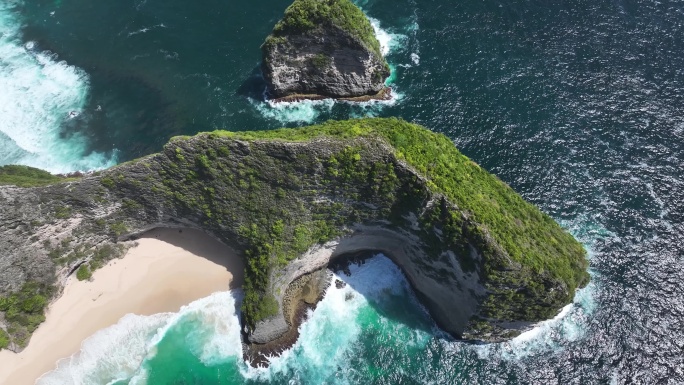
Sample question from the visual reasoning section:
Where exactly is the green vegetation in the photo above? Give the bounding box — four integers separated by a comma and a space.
311, 53, 332, 69
0, 165, 63, 187
268, 0, 383, 59
212, 118, 589, 319
76, 264, 92, 281
110, 222, 128, 237
0, 281, 51, 348
8, 117, 585, 338
0, 328, 9, 350
54, 206, 72, 219
101, 176, 115, 188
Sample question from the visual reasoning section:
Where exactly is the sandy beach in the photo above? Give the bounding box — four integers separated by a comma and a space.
0, 228, 243, 385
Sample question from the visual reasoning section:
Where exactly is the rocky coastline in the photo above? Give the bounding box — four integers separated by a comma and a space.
268, 87, 392, 104
0, 118, 589, 363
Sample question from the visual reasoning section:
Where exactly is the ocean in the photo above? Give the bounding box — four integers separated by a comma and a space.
2, 0, 683, 383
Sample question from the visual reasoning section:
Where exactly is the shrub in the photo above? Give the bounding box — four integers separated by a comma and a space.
0, 329, 9, 350
76, 264, 92, 281
100, 177, 115, 189
0, 281, 51, 344
311, 53, 331, 69
54, 206, 72, 219
110, 222, 128, 237
268, 0, 383, 59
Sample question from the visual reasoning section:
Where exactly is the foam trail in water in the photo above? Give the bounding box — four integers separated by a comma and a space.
0, 2, 116, 173
250, 97, 335, 125
36, 313, 172, 385
37, 291, 243, 385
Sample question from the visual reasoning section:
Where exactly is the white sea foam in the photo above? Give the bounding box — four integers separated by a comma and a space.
250, 97, 335, 125
469, 280, 597, 361
37, 313, 172, 385
38, 256, 427, 384
240, 254, 423, 382
187, 291, 244, 366
411, 52, 420, 65
470, 216, 604, 361
0, 2, 116, 173
369, 17, 408, 56
37, 291, 243, 385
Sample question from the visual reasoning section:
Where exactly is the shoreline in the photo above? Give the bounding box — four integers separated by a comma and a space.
0, 228, 243, 385
268, 87, 392, 104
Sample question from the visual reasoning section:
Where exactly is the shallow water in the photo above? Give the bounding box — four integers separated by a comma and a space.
4, 0, 684, 383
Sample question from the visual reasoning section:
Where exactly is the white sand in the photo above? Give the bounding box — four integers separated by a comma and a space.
0, 228, 243, 385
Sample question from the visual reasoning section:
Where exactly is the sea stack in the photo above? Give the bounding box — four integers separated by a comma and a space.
261, 0, 391, 101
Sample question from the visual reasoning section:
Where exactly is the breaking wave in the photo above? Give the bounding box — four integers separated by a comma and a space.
0, 2, 116, 173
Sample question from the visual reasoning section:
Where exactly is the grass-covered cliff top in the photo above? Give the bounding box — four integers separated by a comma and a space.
202, 118, 589, 293
0, 165, 64, 187
267, 0, 383, 58
0, 118, 588, 346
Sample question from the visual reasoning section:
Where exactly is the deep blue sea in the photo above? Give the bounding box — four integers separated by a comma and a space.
1, 0, 683, 384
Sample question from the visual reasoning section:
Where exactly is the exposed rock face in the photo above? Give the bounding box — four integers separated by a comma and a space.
0, 118, 589, 355
261, 0, 390, 99
248, 225, 486, 345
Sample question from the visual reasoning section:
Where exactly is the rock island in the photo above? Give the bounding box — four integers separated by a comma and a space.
261, 0, 391, 102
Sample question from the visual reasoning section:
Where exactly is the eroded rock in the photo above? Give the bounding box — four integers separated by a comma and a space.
261, 0, 390, 100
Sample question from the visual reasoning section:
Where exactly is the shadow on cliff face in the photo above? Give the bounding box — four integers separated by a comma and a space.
135, 227, 245, 289
329, 251, 445, 339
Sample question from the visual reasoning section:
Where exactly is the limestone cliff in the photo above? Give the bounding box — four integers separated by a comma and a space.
0, 118, 589, 354
261, 0, 390, 100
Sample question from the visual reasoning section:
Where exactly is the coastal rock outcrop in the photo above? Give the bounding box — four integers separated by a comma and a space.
0, 118, 589, 357
261, 0, 390, 101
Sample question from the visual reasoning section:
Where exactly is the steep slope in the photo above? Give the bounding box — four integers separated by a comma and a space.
0, 118, 588, 354
261, 0, 390, 100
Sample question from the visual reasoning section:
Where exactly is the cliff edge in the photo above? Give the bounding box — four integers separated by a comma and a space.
261, 0, 390, 101
0, 118, 589, 356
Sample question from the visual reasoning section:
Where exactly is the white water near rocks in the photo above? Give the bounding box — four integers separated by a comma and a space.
37, 291, 244, 385
35, 249, 598, 384
251, 13, 412, 125
0, 2, 116, 173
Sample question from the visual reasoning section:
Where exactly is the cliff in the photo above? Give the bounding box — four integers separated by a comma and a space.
261, 0, 390, 100
0, 118, 589, 354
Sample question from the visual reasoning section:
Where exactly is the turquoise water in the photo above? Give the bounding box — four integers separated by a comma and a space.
3, 0, 684, 383
37, 256, 595, 385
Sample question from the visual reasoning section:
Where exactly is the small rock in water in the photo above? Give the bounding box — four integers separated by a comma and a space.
335, 279, 346, 289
